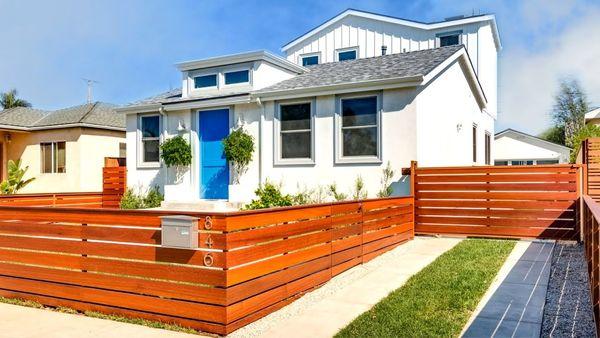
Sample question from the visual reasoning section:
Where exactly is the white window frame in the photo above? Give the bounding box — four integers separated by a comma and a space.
40, 141, 66, 174
435, 30, 463, 47
299, 52, 321, 66
274, 98, 316, 166
335, 46, 359, 62
193, 73, 219, 90
137, 113, 162, 169
484, 131, 491, 165
472, 123, 478, 163
222, 67, 252, 88
334, 92, 383, 164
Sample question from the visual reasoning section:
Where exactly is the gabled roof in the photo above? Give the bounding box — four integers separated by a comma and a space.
175, 50, 306, 73
585, 107, 600, 121
282, 8, 501, 52
494, 128, 571, 151
0, 102, 124, 131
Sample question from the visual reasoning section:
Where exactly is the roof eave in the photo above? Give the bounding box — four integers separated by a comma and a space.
175, 50, 307, 74
494, 129, 572, 151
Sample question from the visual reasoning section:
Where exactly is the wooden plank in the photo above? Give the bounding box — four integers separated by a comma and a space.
415, 173, 577, 183
416, 208, 574, 219
416, 191, 578, 201
416, 216, 574, 228
415, 182, 576, 192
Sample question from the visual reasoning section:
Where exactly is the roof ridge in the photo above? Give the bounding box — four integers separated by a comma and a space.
79, 102, 99, 123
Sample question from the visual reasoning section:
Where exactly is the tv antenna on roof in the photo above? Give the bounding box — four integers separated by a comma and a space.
82, 78, 100, 103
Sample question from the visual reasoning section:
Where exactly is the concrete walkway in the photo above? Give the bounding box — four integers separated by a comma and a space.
462, 241, 554, 338
230, 236, 462, 338
0, 303, 200, 338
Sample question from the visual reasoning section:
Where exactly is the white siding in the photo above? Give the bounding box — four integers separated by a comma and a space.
494, 134, 570, 163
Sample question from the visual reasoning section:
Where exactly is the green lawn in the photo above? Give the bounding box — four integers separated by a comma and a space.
336, 239, 515, 338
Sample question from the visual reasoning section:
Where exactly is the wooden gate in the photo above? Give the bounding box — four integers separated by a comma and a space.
412, 162, 581, 239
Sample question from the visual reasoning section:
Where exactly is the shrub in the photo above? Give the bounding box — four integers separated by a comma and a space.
120, 186, 164, 209
243, 182, 293, 210
0, 159, 35, 194
352, 176, 368, 200
377, 161, 395, 198
223, 128, 255, 184
160, 136, 192, 167
570, 124, 600, 163
328, 183, 348, 201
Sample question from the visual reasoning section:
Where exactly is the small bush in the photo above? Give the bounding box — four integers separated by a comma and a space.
160, 136, 192, 167
328, 183, 348, 201
120, 186, 163, 209
352, 176, 368, 200
223, 128, 255, 183
377, 161, 395, 198
243, 182, 294, 210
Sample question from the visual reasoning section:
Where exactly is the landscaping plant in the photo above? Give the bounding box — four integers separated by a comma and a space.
243, 181, 293, 210
0, 159, 35, 194
120, 186, 163, 209
377, 161, 395, 198
160, 135, 192, 167
328, 183, 348, 201
352, 176, 368, 200
223, 128, 255, 184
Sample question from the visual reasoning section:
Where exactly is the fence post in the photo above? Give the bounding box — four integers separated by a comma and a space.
410, 161, 417, 196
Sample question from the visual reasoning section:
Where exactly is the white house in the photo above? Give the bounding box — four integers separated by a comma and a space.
585, 107, 600, 125
494, 129, 571, 165
117, 9, 500, 206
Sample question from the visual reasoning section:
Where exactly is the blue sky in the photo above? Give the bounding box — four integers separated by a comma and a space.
1, 0, 599, 134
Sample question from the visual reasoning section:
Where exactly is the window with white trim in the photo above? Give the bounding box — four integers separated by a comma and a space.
139, 115, 160, 165
194, 74, 217, 89
224, 70, 249, 85
437, 30, 462, 47
336, 48, 358, 61
337, 95, 381, 162
301, 55, 319, 66
275, 100, 314, 164
41, 141, 66, 173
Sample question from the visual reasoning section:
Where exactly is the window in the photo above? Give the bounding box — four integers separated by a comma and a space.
437, 30, 462, 47
495, 160, 508, 166
224, 70, 249, 85
341, 96, 379, 158
41, 142, 66, 173
472, 124, 477, 162
510, 160, 534, 166
337, 49, 357, 61
119, 142, 126, 158
485, 132, 491, 165
278, 102, 312, 161
301, 55, 319, 66
140, 115, 160, 165
537, 159, 559, 165
194, 74, 217, 89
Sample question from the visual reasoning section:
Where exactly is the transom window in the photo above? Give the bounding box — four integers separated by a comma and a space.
279, 102, 312, 160
41, 141, 66, 173
194, 74, 217, 88
301, 55, 319, 66
437, 30, 462, 47
337, 49, 357, 61
341, 96, 379, 158
224, 70, 249, 85
140, 115, 160, 165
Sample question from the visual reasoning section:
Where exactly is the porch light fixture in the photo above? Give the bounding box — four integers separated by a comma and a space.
177, 120, 187, 132
456, 123, 463, 133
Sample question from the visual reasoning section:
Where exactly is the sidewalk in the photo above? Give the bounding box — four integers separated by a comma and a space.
230, 236, 463, 338
0, 303, 203, 338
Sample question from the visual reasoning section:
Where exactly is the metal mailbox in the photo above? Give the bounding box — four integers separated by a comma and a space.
160, 215, 198, 249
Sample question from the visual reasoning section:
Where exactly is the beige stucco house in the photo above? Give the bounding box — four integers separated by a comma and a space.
0, 102, 125, 193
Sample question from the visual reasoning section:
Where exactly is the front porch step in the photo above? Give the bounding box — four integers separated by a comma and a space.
158, 200, 241, 212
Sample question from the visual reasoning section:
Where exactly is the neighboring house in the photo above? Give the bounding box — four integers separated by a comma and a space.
118, 9, 500, 204
585, 107, 600, 125
0, 102, 125, 193
494, 129, 571, 165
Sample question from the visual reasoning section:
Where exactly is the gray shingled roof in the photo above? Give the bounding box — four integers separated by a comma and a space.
0, 102, 124, 130
256, 45, 463, 93
128, 88, 250, 107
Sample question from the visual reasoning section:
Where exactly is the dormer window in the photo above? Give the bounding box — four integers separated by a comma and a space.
224, 70, 249, 85
194, 74, 217, 89
337, 48, 358, 61
300, 53, 320, 66
436, 30, 462, 47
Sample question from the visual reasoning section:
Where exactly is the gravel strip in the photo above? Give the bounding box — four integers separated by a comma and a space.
541, 242, 596, 338
228, 238, 444, 338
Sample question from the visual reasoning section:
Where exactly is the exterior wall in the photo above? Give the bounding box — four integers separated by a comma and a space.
494, 135, 570, 163
416, 60, 493, 166
284, 15, 498, 117
6, 128, 124, 193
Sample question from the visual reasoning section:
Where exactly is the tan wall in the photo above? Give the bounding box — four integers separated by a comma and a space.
5, 128, 124, 193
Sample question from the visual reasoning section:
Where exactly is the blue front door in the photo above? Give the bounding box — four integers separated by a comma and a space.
199, 109, 229, 199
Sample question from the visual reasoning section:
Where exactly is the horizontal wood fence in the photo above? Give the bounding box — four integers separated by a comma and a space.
413, 162, 581, 239
103, 157, 126, 208
0, 196, 413, 334
579, 138, 600, 202
0, 192, 103, 208
583, 195, 600, 332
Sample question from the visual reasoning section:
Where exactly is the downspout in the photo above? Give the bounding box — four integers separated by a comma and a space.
256, 97, 263, 186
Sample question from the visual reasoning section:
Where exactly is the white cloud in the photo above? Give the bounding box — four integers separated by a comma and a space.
498, 5, 600, 134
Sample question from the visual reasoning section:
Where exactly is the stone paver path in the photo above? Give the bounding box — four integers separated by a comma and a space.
230, 236, 462, 338
463, 241, 554, 338
0, 303, 202, 338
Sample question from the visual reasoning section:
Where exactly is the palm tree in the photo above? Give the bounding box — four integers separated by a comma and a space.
0, 89, 31, 109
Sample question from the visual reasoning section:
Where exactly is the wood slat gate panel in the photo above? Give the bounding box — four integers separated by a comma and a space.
414, 163, 581, 240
